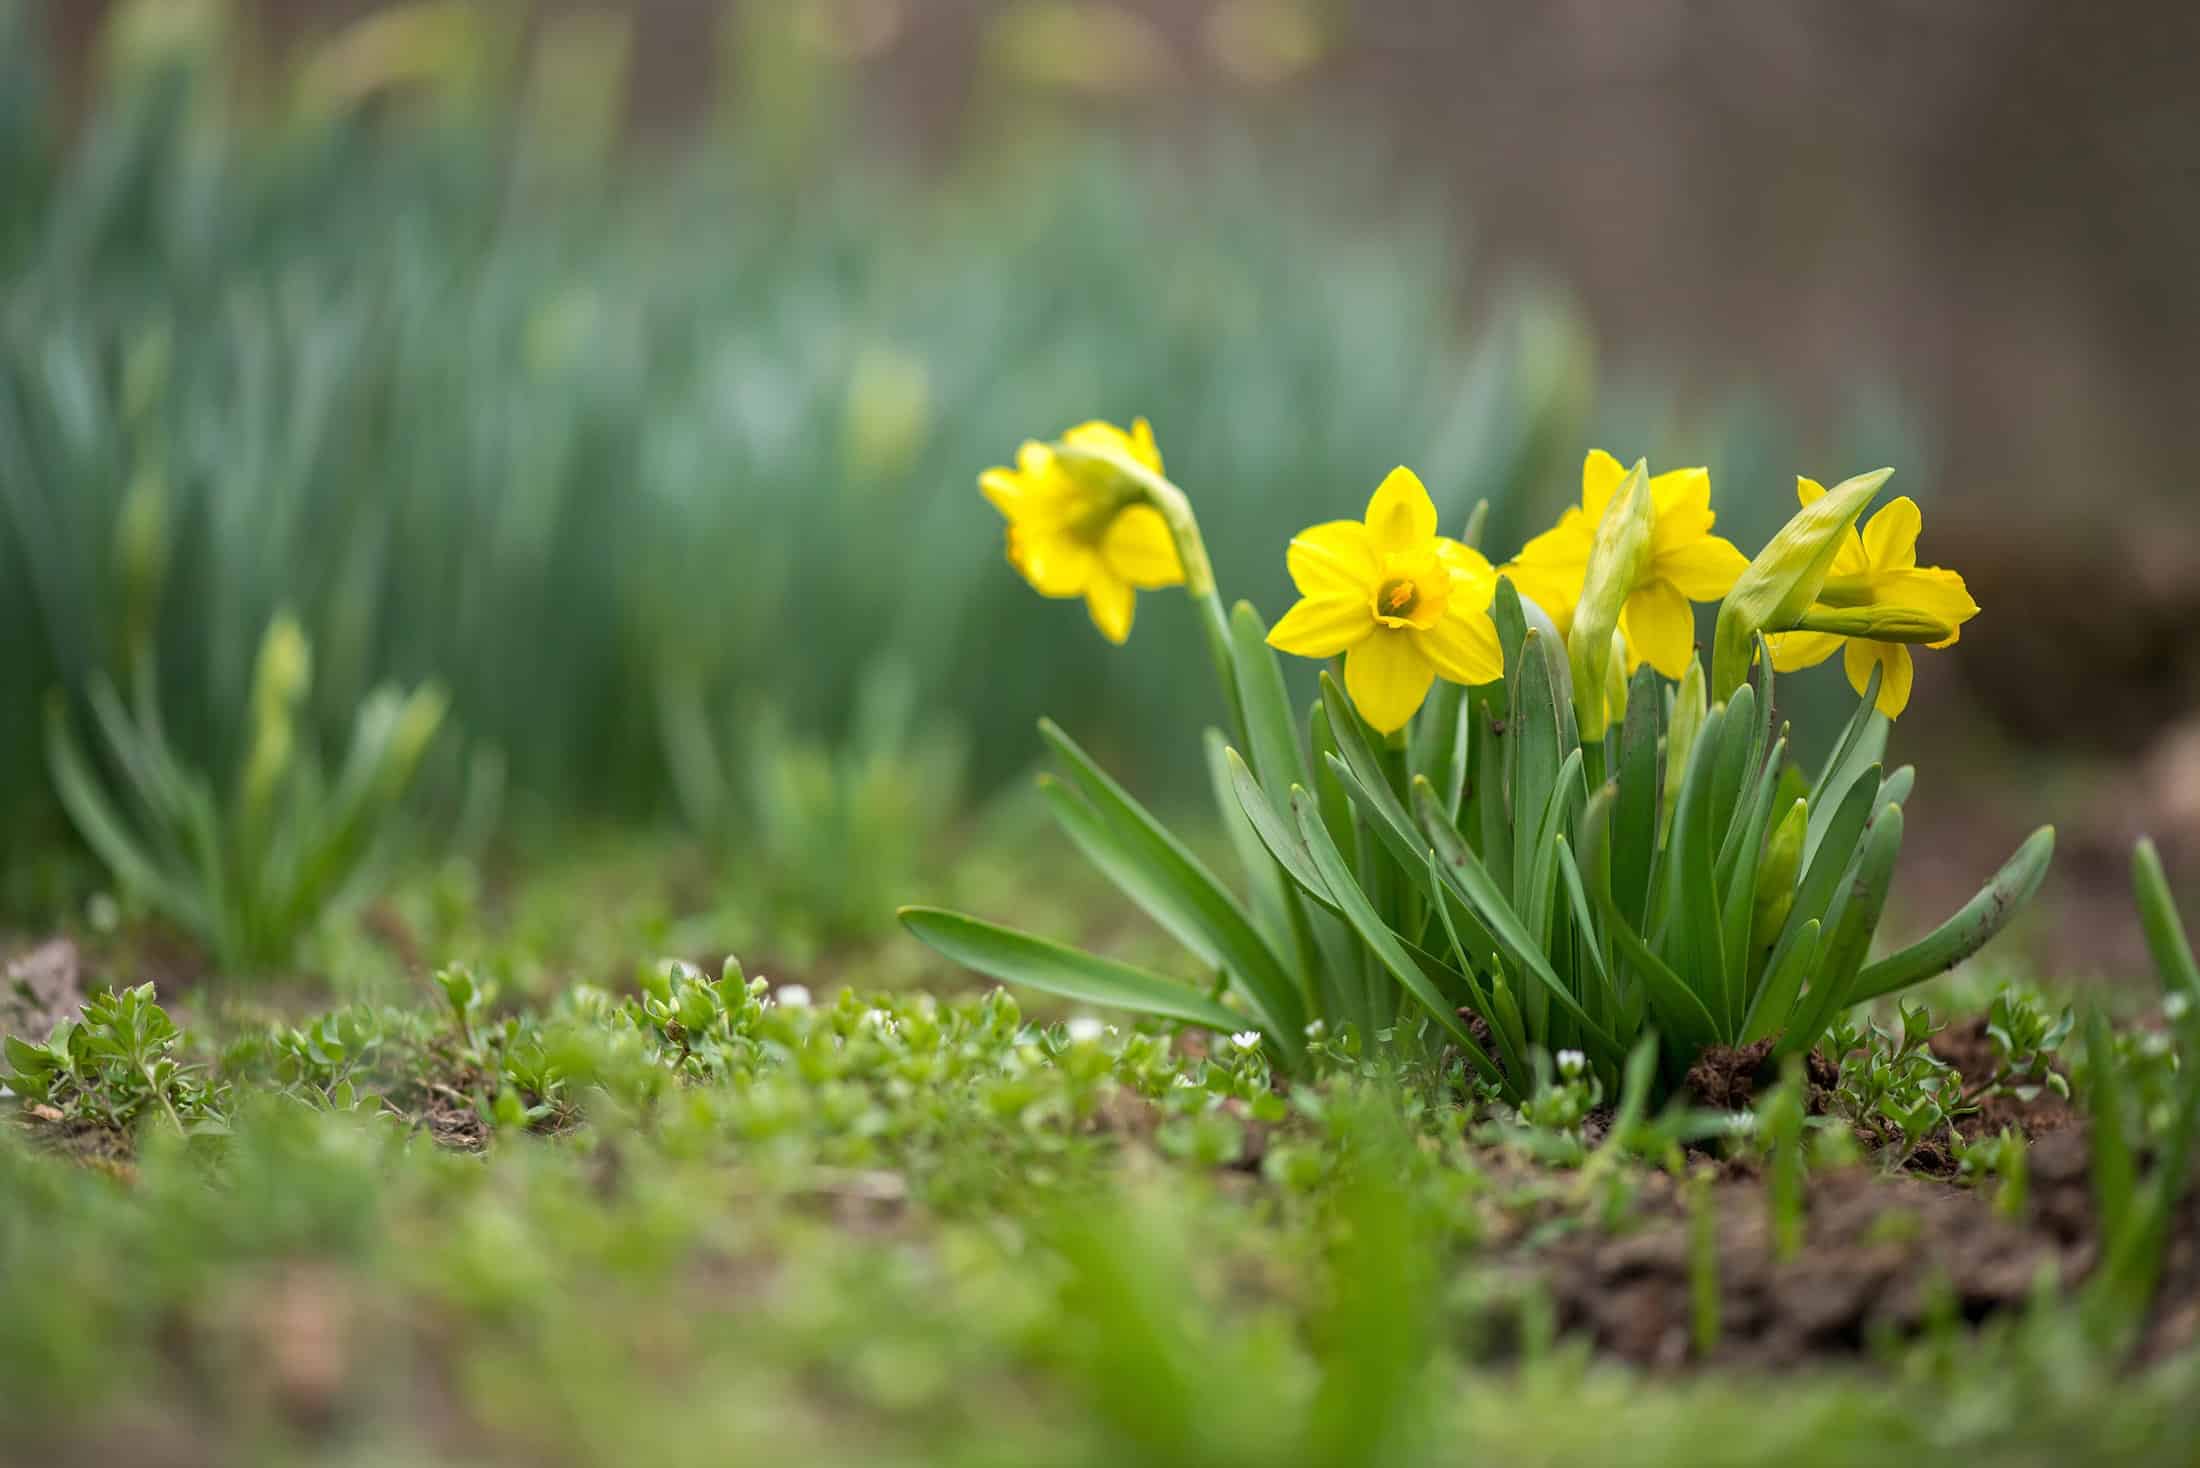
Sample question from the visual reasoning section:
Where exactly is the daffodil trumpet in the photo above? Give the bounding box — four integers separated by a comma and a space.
912, 425, 2052, 1110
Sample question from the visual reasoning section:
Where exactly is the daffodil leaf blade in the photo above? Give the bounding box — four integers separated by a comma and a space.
1414, 775, 1625, 1064
1739, 918, 1820, 1045
1228, 600, 1314, 808
1039, 724, 1305, 1048
1848, 825, 2055, 1003
1776, 803, 1904, 1058
1290, 788, 1504, 1090
1316, 672, 1425, 873
897, 906, 1248, 1035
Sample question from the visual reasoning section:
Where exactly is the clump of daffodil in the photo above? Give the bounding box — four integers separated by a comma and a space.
979, 419, 1187, 644
1766, 481, 1979, 718
1502, 449, 1749, 680
1265, 467, 1503, 733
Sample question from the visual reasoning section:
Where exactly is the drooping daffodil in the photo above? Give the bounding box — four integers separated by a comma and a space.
979, 419, 1185, 644
1501, 450, 1750, 678
1766, 480, 1979, 718
1266, 467, 1503, 733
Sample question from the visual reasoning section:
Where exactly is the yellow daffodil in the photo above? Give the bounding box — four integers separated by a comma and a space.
1266, 467, 1503, 733
1501, 450, 1750, 679
979, 418, 1185, 644
1766, 480, 1979, 718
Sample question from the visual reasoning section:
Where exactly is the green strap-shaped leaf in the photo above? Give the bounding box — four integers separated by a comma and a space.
898, 907, 1248, 1034
1739, 919, 1820, 1045
1579, 790, 1722, 1052
1228, 601, 1313, 809
1291, 788, 1505, 1090
1414, 776, 1625, 1064
1612, 665, 1663, 931
1039, 777, 1304, 1051
1317, 672, 1424, 872
1776, 804, 1904, 1058
1224, 746, 1334, 907
1659, 702, 1731, 1025
2135, 838, 2200, 1005
1203, 728, 1300, 966
1848, 826, 2056, 1003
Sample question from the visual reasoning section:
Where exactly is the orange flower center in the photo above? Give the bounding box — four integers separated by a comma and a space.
1377, 577, 1420, 619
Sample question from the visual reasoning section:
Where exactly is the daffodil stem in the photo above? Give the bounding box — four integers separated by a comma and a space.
1113, 459, 1245, 743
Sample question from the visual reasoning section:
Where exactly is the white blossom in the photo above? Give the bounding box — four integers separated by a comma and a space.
1066, 1016, 1105, 1045
1555, 1048, 1586, 1079
774, 984, 812, 1009
1230, 1030, 1264, 1054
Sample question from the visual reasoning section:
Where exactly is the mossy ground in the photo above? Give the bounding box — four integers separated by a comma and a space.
2, 836, 2195, 1468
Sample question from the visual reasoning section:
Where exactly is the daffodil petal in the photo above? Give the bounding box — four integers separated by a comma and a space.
1084, 572, 1135, 645
1364, 466, 1438, 554
1767, 630, 1844, 673
1861, 496, 1923, 571
1873, 566, 1979, 647
1267, 596, 1373, 660
1101, 504, 1184, 589
1129, 417, 1163, 473
1648, 466, 1712, 520
1846, 639, 1914, 719
1796, 476, 1827, 508
1582, 450, 1629, 519
1008, 525, 1094, 597
1344, 631, 1437, 734
1415, 606, 1504, 686
1655, 532, 1749, 602
1287, 520, 1379, 599
1437, 538, 1499, 609
1500, 565, 1582, 638
1619, 579, 1697, 680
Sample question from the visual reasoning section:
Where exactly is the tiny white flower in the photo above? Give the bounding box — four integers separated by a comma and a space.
774, 984, 813, 1009
861, 1008, 897, 1035
1230, 1030, 1263, 1054
1066, 1016, 1105, 1045
1555, 1048, 1586, 1079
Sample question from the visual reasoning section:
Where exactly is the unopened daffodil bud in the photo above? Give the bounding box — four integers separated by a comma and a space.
1752, 797, 1809, 950
1765, 490, 1979, 719
1566, 459, 1654, 741
1712, 467, 1891, 701
1662, 658, 1707, 829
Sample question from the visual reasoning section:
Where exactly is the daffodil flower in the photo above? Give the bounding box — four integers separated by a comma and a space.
1265, 467, 1503, 734
979, 419, 1185, 644
1501, 450, 1749, 678
1766, 481, 1979, 718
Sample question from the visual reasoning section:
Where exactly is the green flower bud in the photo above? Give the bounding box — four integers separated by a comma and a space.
1752, 797, 1809, 950
1712, 467, 1891, 701
1567, 459, 1654, 741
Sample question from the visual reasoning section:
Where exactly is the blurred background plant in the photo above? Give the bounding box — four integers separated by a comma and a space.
2, 0, 2194, 965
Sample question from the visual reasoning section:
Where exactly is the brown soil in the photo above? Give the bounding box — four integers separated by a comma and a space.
1518, 1017, 2185, 1369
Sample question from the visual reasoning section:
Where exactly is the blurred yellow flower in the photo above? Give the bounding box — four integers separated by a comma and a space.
1502, 450, 1749, 679
1766, 481, 1979, 719
1266, 467, 1502, 733
979, 419, 1184, 644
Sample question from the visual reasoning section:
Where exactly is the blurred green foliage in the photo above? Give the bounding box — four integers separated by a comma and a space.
0, 0, 1593, 862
